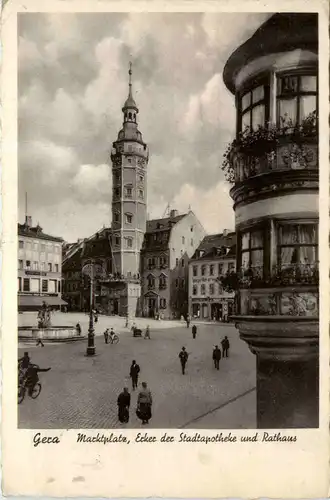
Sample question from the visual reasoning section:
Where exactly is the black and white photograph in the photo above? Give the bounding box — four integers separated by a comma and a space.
16, 10, 320, 431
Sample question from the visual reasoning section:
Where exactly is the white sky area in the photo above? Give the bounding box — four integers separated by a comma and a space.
18, 12, 270, 242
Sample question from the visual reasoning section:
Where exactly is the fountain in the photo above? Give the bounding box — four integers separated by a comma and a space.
18, 301, 85, 343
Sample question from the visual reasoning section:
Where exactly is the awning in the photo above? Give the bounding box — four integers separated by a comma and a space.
18, 295, 68, 307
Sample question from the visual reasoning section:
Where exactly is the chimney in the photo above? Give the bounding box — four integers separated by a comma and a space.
25, 215, 32, 228
170, 209, 179, 218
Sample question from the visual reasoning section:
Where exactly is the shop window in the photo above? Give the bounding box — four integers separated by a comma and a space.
192, 285, 197, 295
193, 265, 198, 277
58, 281, 61, 293
23, 278, 30, 292
277, 73, 317, 128
277, 223, 318, 270
240, 229, 264, 277
201, 284, 206, 295
42, 279, 48, 292
239, 81, 268, 132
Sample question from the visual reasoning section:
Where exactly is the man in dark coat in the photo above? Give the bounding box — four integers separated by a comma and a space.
221, 336, 230, 358
117, 387, 131, 423
130, 360, 140, 390
103, 329, 109, 344
192, 325, 197, 339
212, 345, 221, 370
26, 364, 51, 396
179, 347, 189, 375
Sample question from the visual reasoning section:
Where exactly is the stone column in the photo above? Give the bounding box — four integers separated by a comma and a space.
237, 317, 319, 428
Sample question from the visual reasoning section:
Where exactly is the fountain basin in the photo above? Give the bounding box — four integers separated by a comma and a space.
18, 326, 86, 343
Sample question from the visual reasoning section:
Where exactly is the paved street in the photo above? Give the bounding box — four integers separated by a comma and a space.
18, 318, 256, 429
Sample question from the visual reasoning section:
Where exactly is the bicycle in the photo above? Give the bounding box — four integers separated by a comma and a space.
18, 376, 42, 404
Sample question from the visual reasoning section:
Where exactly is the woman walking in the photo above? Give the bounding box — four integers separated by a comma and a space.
136, 382, 153, 425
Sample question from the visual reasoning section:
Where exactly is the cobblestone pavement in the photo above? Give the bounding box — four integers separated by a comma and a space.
18, 323, 256, 429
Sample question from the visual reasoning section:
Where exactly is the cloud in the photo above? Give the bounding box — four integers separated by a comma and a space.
18, 12, 268, 241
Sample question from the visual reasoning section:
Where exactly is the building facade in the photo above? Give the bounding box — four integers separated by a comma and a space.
223, 13, 318, 427
188, 232, 236, 321
18, 216, 65, 311
141, 210, 206, 319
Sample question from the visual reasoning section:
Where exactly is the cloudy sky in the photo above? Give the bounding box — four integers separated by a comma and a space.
18, 12, 270, 242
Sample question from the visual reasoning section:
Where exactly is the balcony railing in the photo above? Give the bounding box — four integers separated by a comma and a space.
220, 263, 319, 291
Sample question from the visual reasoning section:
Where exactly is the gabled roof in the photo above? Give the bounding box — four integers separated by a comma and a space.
191, 232, 236, 261
18, 223, 63, 242
146, 214, 187, 233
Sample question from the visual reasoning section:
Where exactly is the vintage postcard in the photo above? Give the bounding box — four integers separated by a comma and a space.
2, 0, 329, 497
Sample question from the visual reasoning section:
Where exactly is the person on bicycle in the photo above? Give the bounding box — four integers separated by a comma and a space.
18, 352, 30, 370
109, 328, 117, 344
25, 363, 51, 396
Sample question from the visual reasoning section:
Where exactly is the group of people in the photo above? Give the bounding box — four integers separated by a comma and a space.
18, 352, 51, 396
117, 360, 152, 425
212, 337, 230, 370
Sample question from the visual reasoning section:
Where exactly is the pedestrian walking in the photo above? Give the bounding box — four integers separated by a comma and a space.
212, 345, 221, 370
76, 323, 81, 336
221, 336, 230, 358
36, 331, 44, 347
104, 329, 109, 344
94, 311, 98, 323
192, 324, 197, 339
144, 325, 151, 339
186, 315, 191, 328
179, 347, 189, 375
130, 360, 140, 390
117, 387, 131, 423
136, 382, 152, 425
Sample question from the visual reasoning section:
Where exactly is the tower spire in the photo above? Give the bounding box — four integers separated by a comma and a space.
122, 61, 138, 114
128, 61, 132, 95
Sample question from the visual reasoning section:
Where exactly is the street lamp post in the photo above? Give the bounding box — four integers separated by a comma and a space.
83, 259, 96, 356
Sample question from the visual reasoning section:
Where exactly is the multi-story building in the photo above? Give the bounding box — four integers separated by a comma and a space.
188, 231, 236, 321
62, 239, 86, 311
18, 216, 65, 311
141, 209, 206, 319
223, 13, 318, 427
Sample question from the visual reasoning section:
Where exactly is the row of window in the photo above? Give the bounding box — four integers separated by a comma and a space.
113, 186, 144, 199
192, 283, 222, 296
18, 260, 59, 272
147, 256, 167, 269
113, 212, 134, 224
238, 73, 317, 133
18, 240, 61, 253
113, 236, 133, 248
18, 277, 60, 293
147, 275, 167, 289
114, 171, 144, 182
238, 221, 318, 276
192, 262, 235, 277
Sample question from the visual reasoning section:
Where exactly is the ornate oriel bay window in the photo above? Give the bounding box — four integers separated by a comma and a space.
223, 13, 319, 429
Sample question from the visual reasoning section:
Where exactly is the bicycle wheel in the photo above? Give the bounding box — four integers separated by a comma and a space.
113, 335, 119, 344
31, 383, 42, 399
18, 385, 25, 404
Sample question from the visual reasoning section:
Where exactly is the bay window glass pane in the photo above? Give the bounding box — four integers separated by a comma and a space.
300, 95, 316, 121
250, 230, 263, 248
300, 224, 317, 244
251, 250, 263, 267
242, 92, 251, 111
281, 247, 296, 267
242, 111, 250, 130
300, 75, 317, 92
252, 85, 264, 103
280, 225, 299, 244
299, 246, 316, 264
241, 233, 250, 250
252, 105, 265, 130
278, 98, 297, 126
241, 252, 249, 269
279, 76, 298, 94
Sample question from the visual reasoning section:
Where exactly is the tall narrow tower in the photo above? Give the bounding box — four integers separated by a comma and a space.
111, 62, 149, 279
